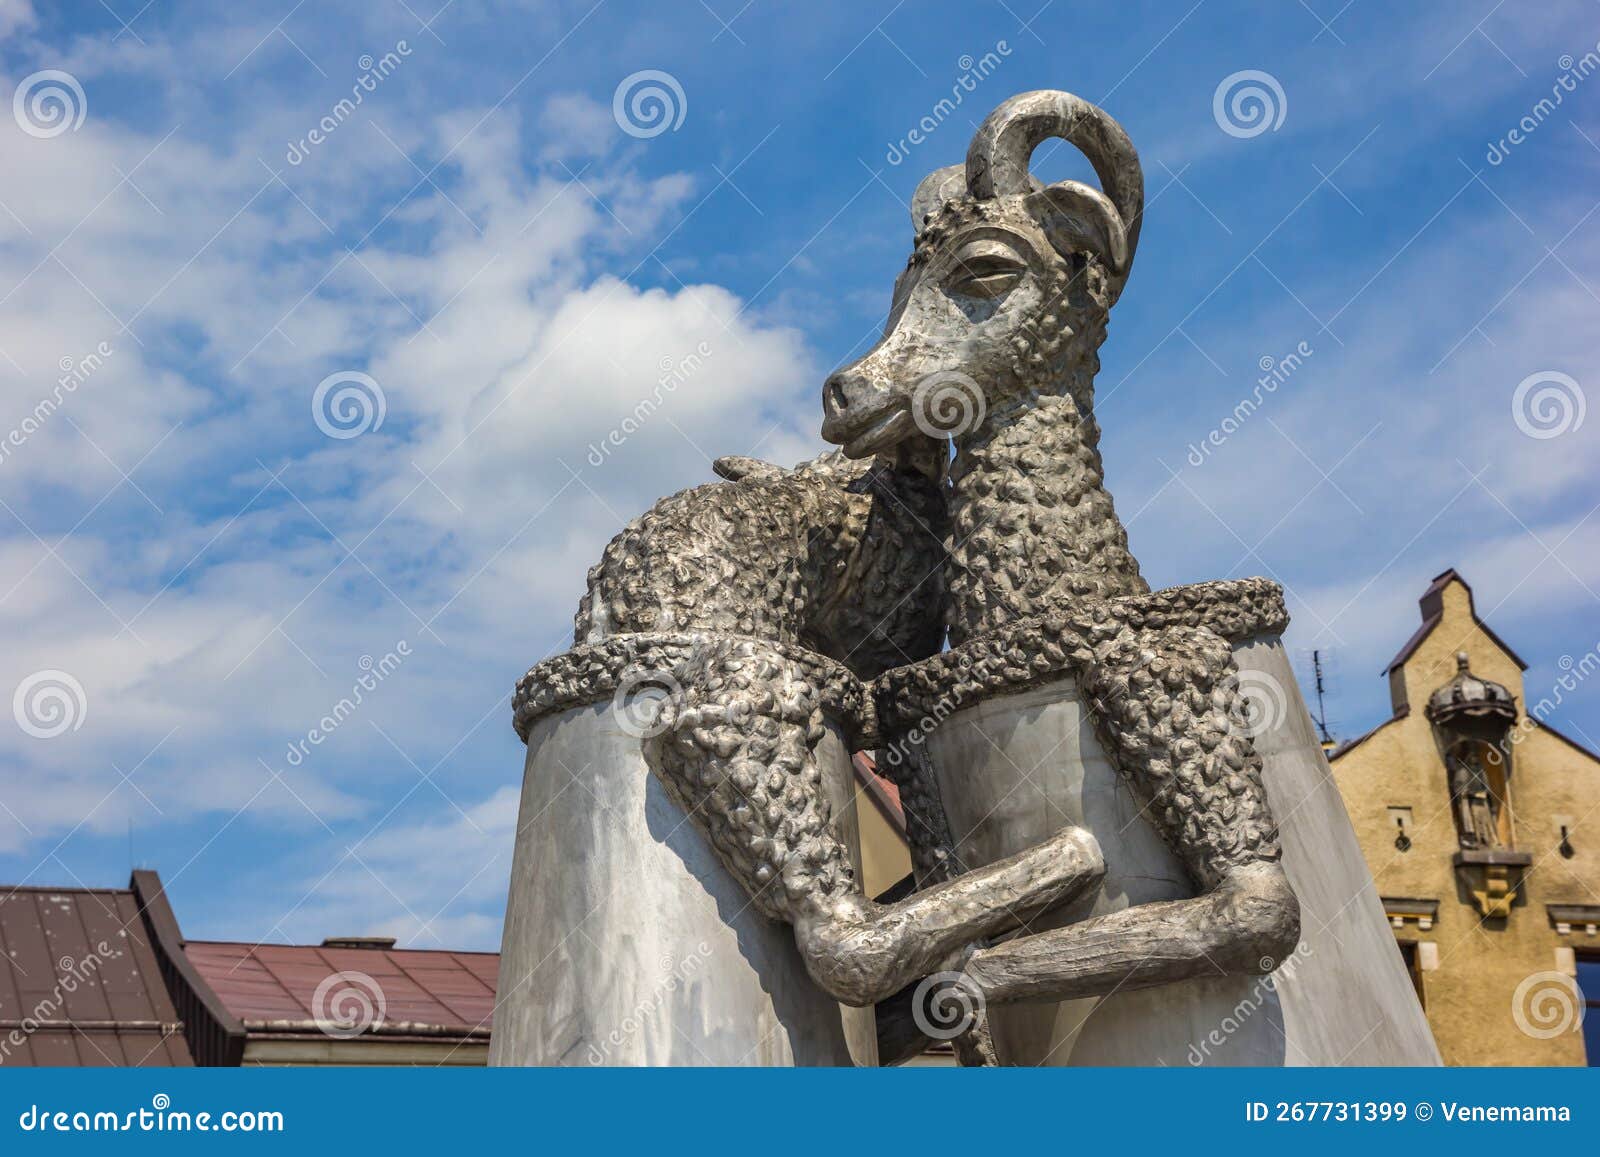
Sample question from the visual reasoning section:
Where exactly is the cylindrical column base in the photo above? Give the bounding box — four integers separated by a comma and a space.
915, 633, 1440, 1068
494, 636, 877, 1066
877, 583, 1439, 1066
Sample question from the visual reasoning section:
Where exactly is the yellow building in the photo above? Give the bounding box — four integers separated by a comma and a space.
851, 753, 913, 898
1329, 569, 1600, 1065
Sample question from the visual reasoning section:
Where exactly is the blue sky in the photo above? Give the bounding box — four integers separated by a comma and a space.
0, 0, 1595, 948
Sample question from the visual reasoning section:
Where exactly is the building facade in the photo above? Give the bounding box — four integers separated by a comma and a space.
1330, 569, 1600, 1065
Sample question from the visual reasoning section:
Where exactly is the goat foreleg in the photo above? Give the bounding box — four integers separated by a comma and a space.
963, 621, 1300, 1006
961, 858, 1296, 1002
872, 742, 1002, 1065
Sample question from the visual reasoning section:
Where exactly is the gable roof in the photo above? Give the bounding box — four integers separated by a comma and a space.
0, 883, 193, 1066
1382, 568, 1528, 674
1328, 712, 1403, 762
129, 870, 496, 1061
1530, 718, 1600, 765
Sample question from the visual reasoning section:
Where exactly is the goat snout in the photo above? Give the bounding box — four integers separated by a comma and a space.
821, 364, 906, 450
822, 369, 869, 419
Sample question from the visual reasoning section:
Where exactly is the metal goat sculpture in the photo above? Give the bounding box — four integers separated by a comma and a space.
826, 91, 1300, 1012
519, 90, 1300, 1062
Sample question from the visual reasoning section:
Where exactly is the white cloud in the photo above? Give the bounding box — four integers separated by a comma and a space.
0, 69, 822, 944
0, 0, 33, 41
3, 1, 1596, 951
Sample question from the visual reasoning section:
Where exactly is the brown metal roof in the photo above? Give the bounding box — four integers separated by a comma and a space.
182, 940, 498, 1039
0, 885, 193, 1067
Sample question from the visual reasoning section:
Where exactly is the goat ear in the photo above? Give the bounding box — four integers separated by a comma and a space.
910, 165, 966, 231
1027, 180, 1129, 274
913, 165, 1047, 231
712, 456, 785, 483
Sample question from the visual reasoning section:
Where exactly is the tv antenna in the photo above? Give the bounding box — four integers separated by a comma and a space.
1310, 649, 1335, 747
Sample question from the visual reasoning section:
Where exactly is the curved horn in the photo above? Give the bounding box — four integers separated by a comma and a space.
965, 90, 1143, 262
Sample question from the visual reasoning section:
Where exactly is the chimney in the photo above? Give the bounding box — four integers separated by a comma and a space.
321, 936, 397, 950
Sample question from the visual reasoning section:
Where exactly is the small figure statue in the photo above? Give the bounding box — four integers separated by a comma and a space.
1448, 745, 1502, 849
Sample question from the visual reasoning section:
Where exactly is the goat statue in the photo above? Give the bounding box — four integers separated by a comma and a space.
505, 86, 1331, 1075
513, 431, 1106, 1025
825, 91, 1301, 1022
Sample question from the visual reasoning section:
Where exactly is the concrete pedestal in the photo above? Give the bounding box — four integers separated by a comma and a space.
492, 696, 875, 1066
918, 632, 1439, 1066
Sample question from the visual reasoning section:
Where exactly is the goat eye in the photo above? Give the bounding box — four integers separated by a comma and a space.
945, 256, 1025, 300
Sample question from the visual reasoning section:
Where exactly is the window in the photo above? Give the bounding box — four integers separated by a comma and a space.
1396, 940, 1425, 1010
1577, 953, 1600, 1066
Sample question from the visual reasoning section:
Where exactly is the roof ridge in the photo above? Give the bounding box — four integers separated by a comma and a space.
184, 937, 498, 955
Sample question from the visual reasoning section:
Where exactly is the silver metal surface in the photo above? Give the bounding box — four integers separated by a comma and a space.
492, 700, 872, 1066
921, 635, 1440, 1066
